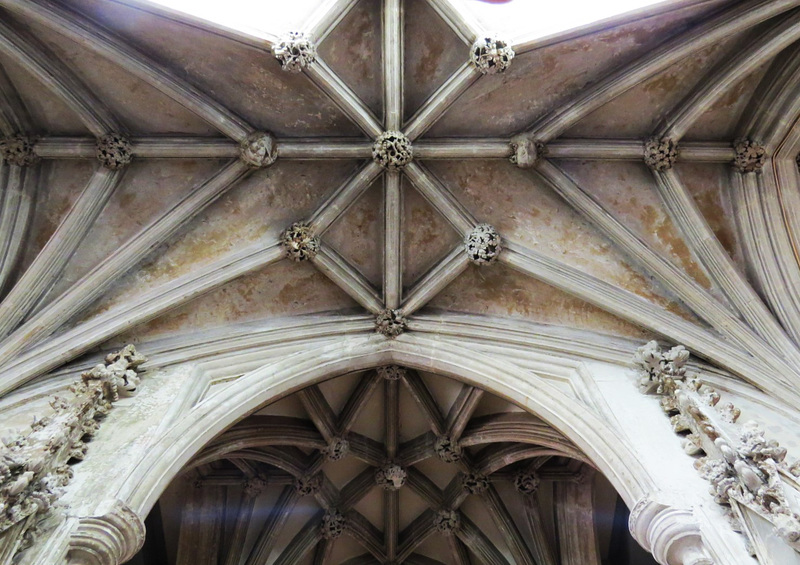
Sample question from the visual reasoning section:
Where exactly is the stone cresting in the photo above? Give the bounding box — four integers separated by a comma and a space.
273, 31, 317, 72
470, 35, 514, 75
733, 138, 766, 173
0, 346, 146, 556
239, 131, 277, 168
633, 340, 800, 555
372, 131, 412, 170
644, 137, 678, 171
377, 365, 406, 381
280, 222, 319, 262
465, 224, 502, 266
375, 308, 407, 338
433, 509, 461, 535
320, 509, 346, 540
433, 435, 462, 463
375, 463, 407, 490
95, 134, 132, 170
509, 136, 544, 169
0, 136, 37, 167
325, 436, 350, 461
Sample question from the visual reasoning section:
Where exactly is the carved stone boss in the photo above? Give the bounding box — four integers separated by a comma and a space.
633, 340, 800, 556
0, 345, 146, 558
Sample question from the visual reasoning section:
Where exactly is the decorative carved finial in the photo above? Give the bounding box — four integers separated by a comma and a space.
239, 131, 277, 168
470, 34, 514, 74
461, 472, 489, 495
82, 344, 147, 402
433, 509, 461, 535
375, 309, 407, 338
320, 509, 346, 539
510, 136, 544, 168
465, 224, 502, 266
633, 340, 689, 395
375, 463, 407, 490
372, 131, 412, 170
274, 31, 317, 72
514, 470, 541, 494
294, 473, 322, 496
243, 477, 267, 498
280, 222, 319, 262
733, 138, 766, 173
325, 436, 350, 461
434, 435, 462, 463
377, 365, 406, 381
644, 137, 678, 171
0, 136, 37, 167
96, 134, 132, 170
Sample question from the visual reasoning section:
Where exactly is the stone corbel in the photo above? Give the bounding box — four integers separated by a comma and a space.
66, 500, 144, 565
630, 496, 714, 565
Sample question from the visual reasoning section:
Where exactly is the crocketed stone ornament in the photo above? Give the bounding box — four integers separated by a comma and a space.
375, 308, 407, 338
377, 365, 406, 381
239, 131, 277, 168
96, 133, 132, 170
461, 472, 489, 494
433, 509, 461, 535
733, 138, 766, 173
644, 137, 678, 171
434, 435, 462, 463
514, 470, 541, 494
372, 131, 412, 170
375, 463, 407, 490
294, 473, 322, 496
465, 224, 502, 265
325, 436, 350, 461
280, 222, 319, 261
0, 135, 37, 167
470, 34, 515, 74
274, 31, 316, 72
320, 510, 346, 539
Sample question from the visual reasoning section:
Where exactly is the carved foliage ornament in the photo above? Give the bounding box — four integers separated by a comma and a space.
294, 473, 322, 497
375, 463, 407, 490
377, 365, 406, 381
733, 138, 766, 173
325, 436, 350, 461
280, 221, 319, 262
0, 346, 146, 549
239, 131, 277, 168
433, 509, 461, 535
375, 308, 407, 338
96, 134, 132, 170
633, 340, 800, 554
461, 472, 489, 495
465, 224, 502, 266
644, 137, 678, 171
0, 136, 37, 167
320, 509, 346, 539
433, 435, 462, 463
372, 131, 412, 170
274, 31, 317, 72
514, 470, 541, 495
470, 35, 515, 75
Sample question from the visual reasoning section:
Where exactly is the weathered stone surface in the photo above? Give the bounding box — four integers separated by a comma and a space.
274, 31, 317, 72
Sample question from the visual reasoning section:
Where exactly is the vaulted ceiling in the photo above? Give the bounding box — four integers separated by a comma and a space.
2, 0, 800, 562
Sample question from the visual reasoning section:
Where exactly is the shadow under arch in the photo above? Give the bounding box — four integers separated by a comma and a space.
116, 332, 657, 517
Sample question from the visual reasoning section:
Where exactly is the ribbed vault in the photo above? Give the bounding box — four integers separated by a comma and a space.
3, 0, 800, 563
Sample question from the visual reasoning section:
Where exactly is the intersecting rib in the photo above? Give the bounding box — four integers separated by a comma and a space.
0, 164, 37, 298
309, 161, 383, 234
404, 162, 475, 234
312, 245, 383, 314
402, 245, 469, 316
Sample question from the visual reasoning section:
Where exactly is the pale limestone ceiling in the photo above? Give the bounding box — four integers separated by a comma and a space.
0, 0, 799, 540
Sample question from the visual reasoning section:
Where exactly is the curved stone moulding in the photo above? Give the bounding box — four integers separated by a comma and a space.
67, 499, 145, 565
